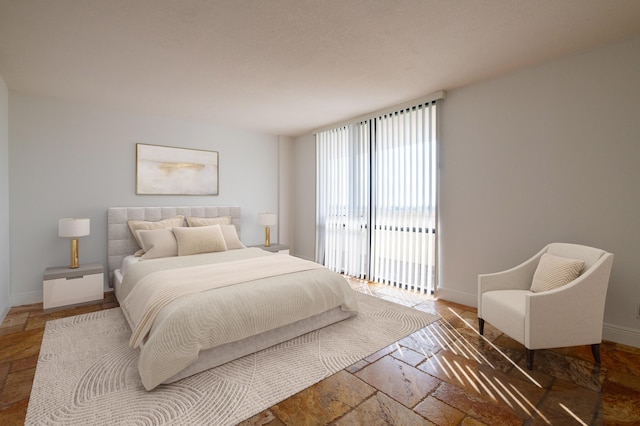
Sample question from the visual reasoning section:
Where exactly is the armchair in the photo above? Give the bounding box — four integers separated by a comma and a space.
478, 243, 614, 370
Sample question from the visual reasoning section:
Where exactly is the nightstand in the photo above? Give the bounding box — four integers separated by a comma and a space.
250, 244, 290, 254
43, 263, 104, 310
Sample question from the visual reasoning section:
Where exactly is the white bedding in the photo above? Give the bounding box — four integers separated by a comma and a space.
118, 248, 358, 390
119, 254, 141, 277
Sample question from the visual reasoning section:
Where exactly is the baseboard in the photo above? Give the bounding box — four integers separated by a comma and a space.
603, 322, 640, 348
0, 301, 9, 326
11, 290, 43, 307
435, 286, 477, 308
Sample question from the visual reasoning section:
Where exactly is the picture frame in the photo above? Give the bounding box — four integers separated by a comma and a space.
136, 143, 219, 195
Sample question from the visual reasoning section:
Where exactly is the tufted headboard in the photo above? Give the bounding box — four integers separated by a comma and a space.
107, 206, 241, 286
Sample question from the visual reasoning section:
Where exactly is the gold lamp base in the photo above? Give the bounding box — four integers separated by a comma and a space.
264, 226, 271, 247
69, 238, 80, 269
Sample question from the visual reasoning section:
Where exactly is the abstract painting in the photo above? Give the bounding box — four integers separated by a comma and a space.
136, 143, 219, 195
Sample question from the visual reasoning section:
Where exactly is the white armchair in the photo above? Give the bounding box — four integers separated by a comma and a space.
478, 243, 614, 370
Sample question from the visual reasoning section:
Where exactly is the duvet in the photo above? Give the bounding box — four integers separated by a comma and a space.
118, 248, 358, 390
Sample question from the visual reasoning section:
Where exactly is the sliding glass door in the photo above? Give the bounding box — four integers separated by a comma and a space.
316, 100, 438, 294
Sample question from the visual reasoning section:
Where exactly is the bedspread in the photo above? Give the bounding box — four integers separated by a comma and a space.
118, 248, 358, 390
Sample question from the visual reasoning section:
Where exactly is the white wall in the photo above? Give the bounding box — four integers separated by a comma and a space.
0, 74, 9, 321
9, 93, 280, 305
439, 35, 640, 346
293, 35, 640, 346
292, 133, 316, 261
278, 136, 294, 248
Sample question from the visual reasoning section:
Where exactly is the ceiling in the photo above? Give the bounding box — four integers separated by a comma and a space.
1, 1, 640, 137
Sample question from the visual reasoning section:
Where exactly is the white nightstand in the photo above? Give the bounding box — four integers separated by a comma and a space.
250, 244, 290, 254
43, 263, 104, 310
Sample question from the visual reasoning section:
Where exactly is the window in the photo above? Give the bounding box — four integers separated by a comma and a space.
316, 98, 439, 294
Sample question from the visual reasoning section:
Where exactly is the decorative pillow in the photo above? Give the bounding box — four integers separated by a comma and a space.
186, 216, 232, 227
128, 215, 184, 249
219, 224, 246, 250
172, 225, 228, 256
137, 228, 178, 260
530, 253, 585, 293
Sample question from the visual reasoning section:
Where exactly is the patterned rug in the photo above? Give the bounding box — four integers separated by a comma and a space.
26, 292, 438, 425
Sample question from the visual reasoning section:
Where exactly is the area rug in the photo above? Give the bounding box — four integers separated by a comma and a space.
25, 291, 438, 425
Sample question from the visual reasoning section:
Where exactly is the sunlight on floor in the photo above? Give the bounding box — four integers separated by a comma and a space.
353, 278, 598, 425
559, 403, 588, 426
447, 308, 543, 388
434, 307, 594, 425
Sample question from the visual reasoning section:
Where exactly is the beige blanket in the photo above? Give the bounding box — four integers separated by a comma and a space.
117, 248, 276, 301
123, 255, 326, 348
118, 249, 358, 390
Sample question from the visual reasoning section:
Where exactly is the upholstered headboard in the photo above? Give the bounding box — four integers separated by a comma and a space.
107, 206, 241, 285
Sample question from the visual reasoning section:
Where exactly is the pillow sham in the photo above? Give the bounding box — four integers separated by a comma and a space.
172, 225, 228, 256
530, 253, 584, 293
137, 228, 178, 259
219, 224, 246, 250
186, 216, 232, 227
128, 215, 185, 249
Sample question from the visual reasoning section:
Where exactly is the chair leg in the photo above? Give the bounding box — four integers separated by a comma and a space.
526, 349, 534, 370
591, 344, 601, 364
479, 318, 485, 335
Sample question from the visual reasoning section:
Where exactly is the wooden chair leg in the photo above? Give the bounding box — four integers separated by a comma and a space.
526, 349, 534, 370
591, 343, 601, 364
479, 319, 485, 335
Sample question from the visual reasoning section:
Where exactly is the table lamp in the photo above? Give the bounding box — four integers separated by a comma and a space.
59, 218, 90, 268
257, 213, 277, 247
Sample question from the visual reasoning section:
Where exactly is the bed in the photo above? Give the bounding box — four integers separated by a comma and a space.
107, 206, 358, 390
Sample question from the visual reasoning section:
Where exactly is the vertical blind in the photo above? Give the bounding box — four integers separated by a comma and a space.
315, 122, 370, 279
316, 100, 438, 294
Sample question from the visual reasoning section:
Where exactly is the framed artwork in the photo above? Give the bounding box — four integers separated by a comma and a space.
136, 143, 219, 195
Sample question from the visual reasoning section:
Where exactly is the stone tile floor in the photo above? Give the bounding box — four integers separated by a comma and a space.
1, 280, 639, 425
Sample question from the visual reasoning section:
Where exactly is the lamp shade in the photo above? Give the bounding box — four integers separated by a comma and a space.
59, 218, 90, 238
257, 213, 277, 226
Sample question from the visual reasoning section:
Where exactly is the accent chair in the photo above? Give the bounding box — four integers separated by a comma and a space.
477, 243, 614, 370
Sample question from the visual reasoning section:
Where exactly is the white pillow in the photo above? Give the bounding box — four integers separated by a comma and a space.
128, 215, 184, 249
530, 253, 585, 293
219, 224, 246, 250
172, 225, 228, 256
137, 228, 178, 259
186, 216, 232, 227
